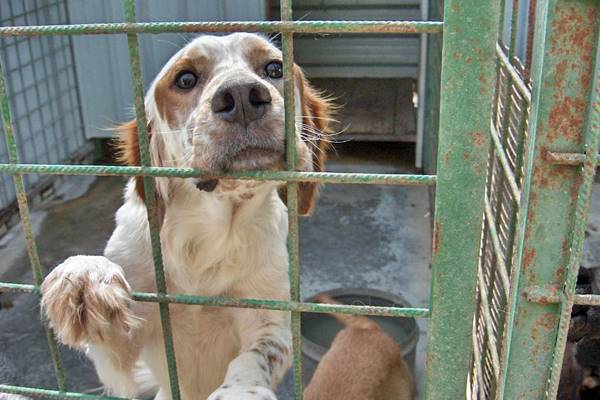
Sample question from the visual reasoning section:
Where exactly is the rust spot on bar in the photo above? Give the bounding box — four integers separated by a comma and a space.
523, 248, 537, 269
472, 131, 485, 147
432, 222, 441, 257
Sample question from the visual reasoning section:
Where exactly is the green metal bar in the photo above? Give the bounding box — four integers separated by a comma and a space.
280, 1, 303, 398
546, 22, 600, 398
0, 385, 133, 400
523, 286, 600, 307
0, 21, 443, 37
0, 282, 430, 318
121, 1, 180, 399
0, 164, 436, 185
502, 0, 600, 397
546, 151, 600, 166
0, 46, 67, 392
424, 0, 500, 398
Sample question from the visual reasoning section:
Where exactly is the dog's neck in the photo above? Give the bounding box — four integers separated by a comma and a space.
156, 180, 288, 294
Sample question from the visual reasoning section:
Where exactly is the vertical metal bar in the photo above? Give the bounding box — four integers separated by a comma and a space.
0, 47, 66, 392
502, 0, 600, 398
546, 26, 600, 398
424, 0, 500, 399
121, 1, 181, 399
280, 1, 302, 398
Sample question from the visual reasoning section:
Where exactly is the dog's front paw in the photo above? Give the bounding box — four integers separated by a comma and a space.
41, 255, 140, 348
208, 385, 277, 400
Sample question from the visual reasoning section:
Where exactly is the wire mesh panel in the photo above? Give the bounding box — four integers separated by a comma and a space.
468, 0, 600, 399
0, 0, 85, 210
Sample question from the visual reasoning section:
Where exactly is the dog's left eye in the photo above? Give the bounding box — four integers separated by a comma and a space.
265, 61, 283, 79
175, 71, 198, 90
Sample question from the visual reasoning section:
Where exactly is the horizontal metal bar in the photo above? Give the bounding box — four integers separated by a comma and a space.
495, 43, 532, 103
490, 121, 521, 199
483, 194, 511, 299
0, 384, 132, 399
0, 21, 444, 37
545, 151, 600, 166
523, 286, 600, 306
0, 282, 430, 318
0, 163, 437, 186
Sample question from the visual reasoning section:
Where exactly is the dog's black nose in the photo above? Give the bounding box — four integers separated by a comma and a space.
211, 80, 272, 126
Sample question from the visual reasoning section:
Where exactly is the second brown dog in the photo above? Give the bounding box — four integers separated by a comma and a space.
304, 295, 416, 400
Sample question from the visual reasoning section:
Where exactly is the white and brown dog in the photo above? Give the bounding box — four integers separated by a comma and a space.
40, 33, 332, 400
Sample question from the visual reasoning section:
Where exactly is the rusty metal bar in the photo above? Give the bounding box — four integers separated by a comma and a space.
502, 0, 600, 397
0, 163, 436, 186
546, 151, 600, 166
546, 20, 600, 398
424, 0, 501, 398
121, 1, 180, 398
0, 20, 443, 37
523, 286, 600, 307
0, 282, 430, 318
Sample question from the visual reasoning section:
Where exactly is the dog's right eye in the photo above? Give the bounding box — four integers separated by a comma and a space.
175, 71, 198, 90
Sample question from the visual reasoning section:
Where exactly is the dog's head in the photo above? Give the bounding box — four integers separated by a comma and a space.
116, 33, 333, 215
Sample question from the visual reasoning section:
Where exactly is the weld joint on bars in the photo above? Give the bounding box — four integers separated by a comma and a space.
495, 43, 532, 103
523, 285, 600, 307
490, 121, 521, 199
0, 163, 437, 186
0, 282, 430, 318
0, 20, 444, 37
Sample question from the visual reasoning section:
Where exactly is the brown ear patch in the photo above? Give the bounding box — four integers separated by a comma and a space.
296, 66, 334, 216
112, 119, 146, 201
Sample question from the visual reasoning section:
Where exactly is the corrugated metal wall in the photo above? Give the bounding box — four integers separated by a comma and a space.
0, 0, 86, 210
68, 0, 267, 138
271, 0, 422, 78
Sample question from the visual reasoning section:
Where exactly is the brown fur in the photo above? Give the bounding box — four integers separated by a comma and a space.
278, 66, 334, 216
304, 295, 416, 400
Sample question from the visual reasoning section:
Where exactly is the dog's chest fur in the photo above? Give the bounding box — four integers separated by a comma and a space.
103, 180, 289, 396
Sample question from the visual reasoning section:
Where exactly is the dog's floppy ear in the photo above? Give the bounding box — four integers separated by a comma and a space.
113, 120, 166, 209
283, 66, 334, 216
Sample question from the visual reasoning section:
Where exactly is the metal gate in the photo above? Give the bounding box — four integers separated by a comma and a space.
0, 0, 598, 399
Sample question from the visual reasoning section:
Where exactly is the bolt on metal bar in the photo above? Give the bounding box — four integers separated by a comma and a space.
280, 1, 304, 398
0, 384, 135, 400
523, 286, 600, 307
483, 194, 511, 299
0, 48, 67, 391
0, 163, 437, 185
0, 21, 443, 37
545, 151, 600, 166
490, 121, 521, 200
0, 282, 430, 318
496, 43, 532, 103
121, 1, 180, 398
546, 26, 600, 398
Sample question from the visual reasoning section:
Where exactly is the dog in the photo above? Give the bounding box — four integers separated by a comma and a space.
40, 33, 332, 400
304, 295, 416, 400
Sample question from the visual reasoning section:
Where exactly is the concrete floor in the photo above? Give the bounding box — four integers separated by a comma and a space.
0, 143, 432, 398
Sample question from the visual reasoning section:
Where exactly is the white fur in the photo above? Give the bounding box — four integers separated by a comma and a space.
40, 34, 308, 400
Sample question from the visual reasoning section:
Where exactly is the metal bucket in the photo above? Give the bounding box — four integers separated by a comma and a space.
301, 288, 419, 385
